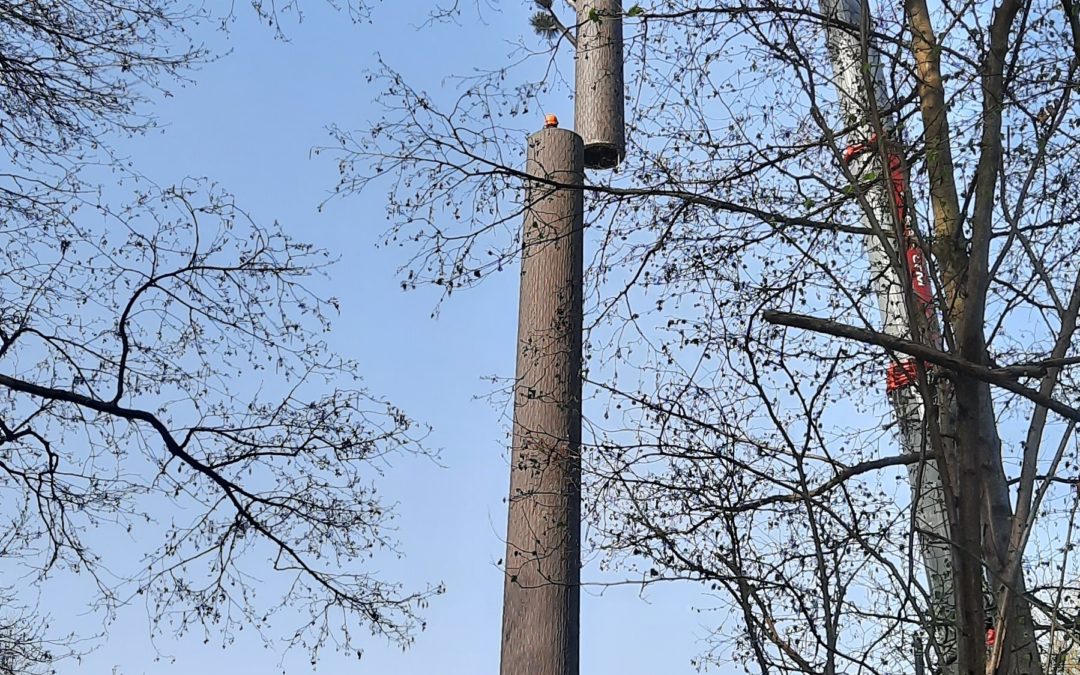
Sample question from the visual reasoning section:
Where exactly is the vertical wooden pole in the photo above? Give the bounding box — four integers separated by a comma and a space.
500, 126, 585, 675
575, 0, 625, 169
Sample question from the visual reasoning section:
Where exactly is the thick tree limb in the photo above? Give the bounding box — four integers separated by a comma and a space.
762, 310, 1080, 423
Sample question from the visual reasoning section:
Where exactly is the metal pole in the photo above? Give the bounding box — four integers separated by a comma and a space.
500, 124, 585, 675
817, 0, 958, 671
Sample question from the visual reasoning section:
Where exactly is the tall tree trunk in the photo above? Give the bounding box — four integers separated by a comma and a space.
500, 126, 585, 675
903, 0, 1044, 673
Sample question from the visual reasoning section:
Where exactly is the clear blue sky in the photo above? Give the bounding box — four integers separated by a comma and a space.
42, 3, 710, 673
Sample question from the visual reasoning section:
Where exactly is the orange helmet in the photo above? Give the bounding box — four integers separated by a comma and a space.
544, 113, 559, 128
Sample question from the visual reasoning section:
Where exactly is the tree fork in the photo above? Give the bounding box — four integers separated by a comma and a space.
901, 0, 1045, 671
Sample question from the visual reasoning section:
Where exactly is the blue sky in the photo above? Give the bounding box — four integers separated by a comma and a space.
40, 2, 709, 673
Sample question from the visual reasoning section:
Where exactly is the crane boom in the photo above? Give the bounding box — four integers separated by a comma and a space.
818, 0, 958, 670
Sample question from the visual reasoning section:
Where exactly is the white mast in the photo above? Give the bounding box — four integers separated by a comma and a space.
818, 0, 958, 671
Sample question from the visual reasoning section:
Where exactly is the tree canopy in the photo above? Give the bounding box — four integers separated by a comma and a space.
337, 0, 1080, 673
0, 1, 436, 667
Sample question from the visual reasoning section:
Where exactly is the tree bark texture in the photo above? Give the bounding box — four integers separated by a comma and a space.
575, 0, 625, 169
500, 127, 585, 675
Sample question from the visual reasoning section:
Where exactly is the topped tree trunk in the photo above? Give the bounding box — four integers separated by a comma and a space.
500, 125, 585, 675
